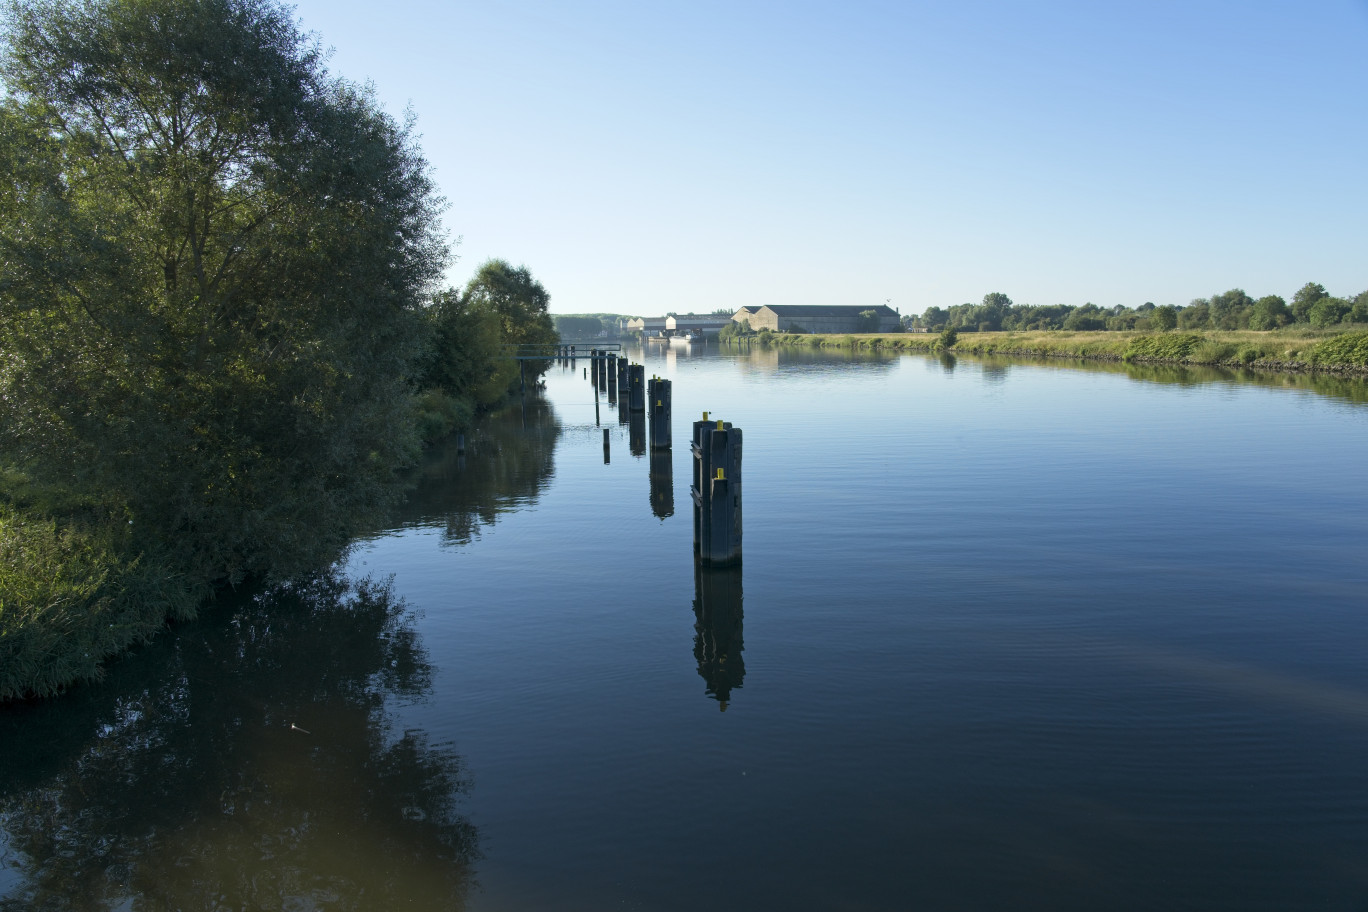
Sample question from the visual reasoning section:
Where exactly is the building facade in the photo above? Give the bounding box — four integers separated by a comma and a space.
731, 305, 901, 334
665, 314, 735, 338
625, 317, 669, 336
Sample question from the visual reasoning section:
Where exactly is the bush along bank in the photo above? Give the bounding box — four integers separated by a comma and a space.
725, 329, 1368, 373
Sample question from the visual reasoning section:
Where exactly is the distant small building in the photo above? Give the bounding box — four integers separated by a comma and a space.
666, 314, 735, 338
626, 317, 668, 336
731, 305, 901, 334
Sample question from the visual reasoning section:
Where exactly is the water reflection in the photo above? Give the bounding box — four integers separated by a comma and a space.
0, 575, 477, 911
971, 354, 1368, 406
731, 345, 899, 376
980, 362, 1009, 384
628, 411, 646, 458
692, 564, 745, 710
395, 398, 561, 543
649, 449, 674, 519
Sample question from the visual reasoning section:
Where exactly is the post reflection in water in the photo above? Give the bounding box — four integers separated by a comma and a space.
649, 448, 673, 518
0, 576, 479, 911
692, 563, 745, 710
628, 410, 646, 458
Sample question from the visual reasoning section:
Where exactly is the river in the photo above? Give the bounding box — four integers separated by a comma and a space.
4, 344, 1368, 911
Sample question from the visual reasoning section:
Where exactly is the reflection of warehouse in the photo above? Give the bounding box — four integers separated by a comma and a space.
732, 304, 901, 334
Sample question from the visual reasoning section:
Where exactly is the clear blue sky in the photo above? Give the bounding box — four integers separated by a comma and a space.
290, 0, 1368, 316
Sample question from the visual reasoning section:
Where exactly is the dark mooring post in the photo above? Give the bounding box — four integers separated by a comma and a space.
629, 364, 646, 412
617, 357, 630, 397
607, 354, 618, 391
690, 415, 743, 565
603, 427, 610, 464
647, 377, 672, 449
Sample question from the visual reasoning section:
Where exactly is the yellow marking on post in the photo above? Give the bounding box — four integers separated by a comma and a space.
716, 420, 724, 430
716, 468, 725, 480
703, 411, 709, 421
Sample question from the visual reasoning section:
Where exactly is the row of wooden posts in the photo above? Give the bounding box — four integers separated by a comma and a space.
566, 347, 742, 565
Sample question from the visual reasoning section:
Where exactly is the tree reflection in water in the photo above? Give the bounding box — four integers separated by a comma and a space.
973, 354, 1368, 407
395, 397, 561, 545
0, 574, 477, 911
692, 564, 744, 710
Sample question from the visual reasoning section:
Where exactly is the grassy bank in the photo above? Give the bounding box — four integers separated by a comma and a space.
731, 327, 1368, 372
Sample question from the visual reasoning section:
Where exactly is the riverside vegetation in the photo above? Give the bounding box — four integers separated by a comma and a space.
725, 326, 1368, 372
0, 0, 554, 700
722, 287, 1368, 372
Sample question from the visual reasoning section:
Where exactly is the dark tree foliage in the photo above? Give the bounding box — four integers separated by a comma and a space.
463, 259, 555, 345
462, 257, 557, 371
0, 0, 448, 583
1208, 289, 1255, 330
1249, 296, 1290, 330
554, 314, 607, 338
1151, 305, 1179, 331
1291, 282, 1329, 322
416, 260, 558, 416
420, 288, 516, 409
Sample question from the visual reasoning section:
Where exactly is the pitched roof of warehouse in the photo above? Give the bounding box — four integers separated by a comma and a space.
761, 305, 898, 316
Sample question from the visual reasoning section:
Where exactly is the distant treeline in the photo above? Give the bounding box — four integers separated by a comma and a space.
554, 314, 634, 338
909, 284, 1368, 333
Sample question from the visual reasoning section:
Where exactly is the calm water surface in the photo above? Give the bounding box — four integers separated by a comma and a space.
4, 346, 1368, 911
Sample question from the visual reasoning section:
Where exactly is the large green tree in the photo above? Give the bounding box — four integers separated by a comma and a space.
1151, 305, 1178, 331
1208, 288, 1254, 330
463, 259, 557, 349
1248, 295, 1290, 330
0, 0, 447, 582
420, 288, 518, 409
1291, 282, 1328, 322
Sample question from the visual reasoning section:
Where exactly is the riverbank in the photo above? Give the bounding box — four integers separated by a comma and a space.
729, 328, 1368, 373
